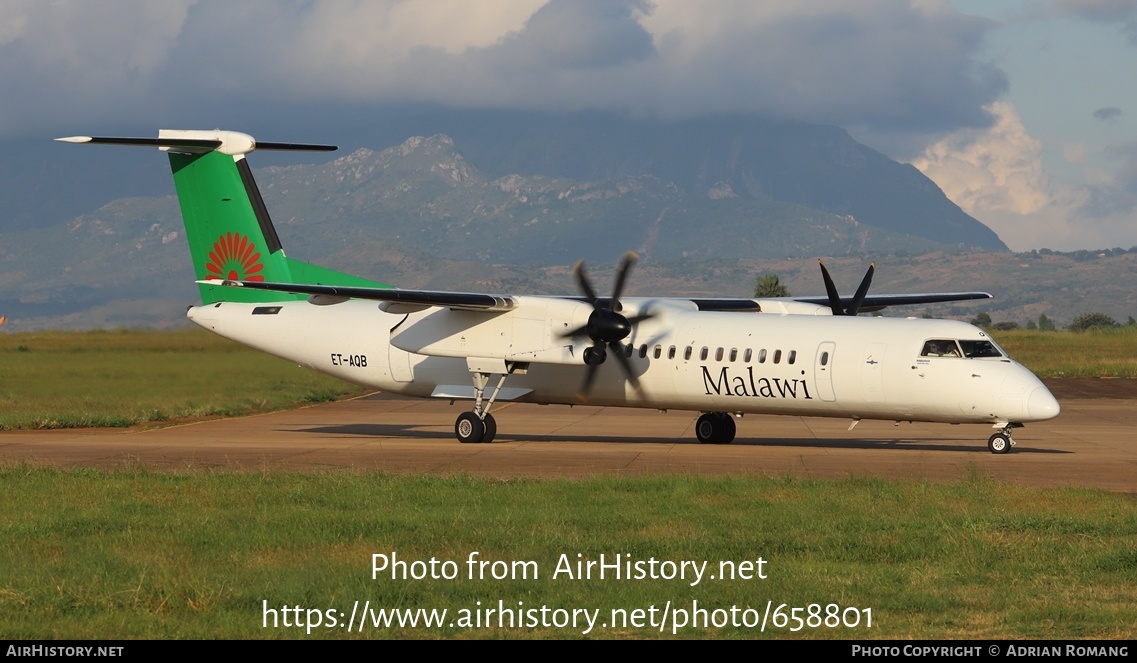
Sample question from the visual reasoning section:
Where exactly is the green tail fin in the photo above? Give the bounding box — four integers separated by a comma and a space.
170, 149, 297, 303
57, 130, 389, 304
165, 136, 389, 304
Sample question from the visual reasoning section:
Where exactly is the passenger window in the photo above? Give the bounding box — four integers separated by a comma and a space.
820, 351, 829, 366
700, 347, 709, 361
744, 348, 752, 363
668, 346, 676, 360
729, 348, 738, 362
639, 344, 648, 359
788, 350, 796, 364
653, 345, 662, 359
684, 346, 693, 360
715, 347, 724, 361
921, 340, 962, 358
773, 350, 782, 364
758, 349, 767, 363
625, 343, 633, 357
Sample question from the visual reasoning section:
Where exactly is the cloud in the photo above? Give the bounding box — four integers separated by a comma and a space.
913, 102, 1137, 250
0, 0, 1006, 141
492, 0, 656, 70
1093, 107, 1122, 121
1086, 141, 1137, 217
1051, 0, 1137, 44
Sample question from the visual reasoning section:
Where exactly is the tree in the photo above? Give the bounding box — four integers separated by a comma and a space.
754, 274, 790, 298
1066, 312, 1119, 332
992, 321, 1020, 331
970, 312, 992, 328
1128, 316, 1136, 327
1025, 319, 1038, 330
1038, 314, 1056, 331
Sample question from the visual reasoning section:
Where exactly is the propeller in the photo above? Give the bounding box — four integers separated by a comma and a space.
818, 260, 875, 316
560, 251, 655, 398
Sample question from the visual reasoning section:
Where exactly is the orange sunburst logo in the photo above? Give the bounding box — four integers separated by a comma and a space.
204, 232, 265, 281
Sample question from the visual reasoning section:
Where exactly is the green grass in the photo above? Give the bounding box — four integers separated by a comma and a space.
992, 326, 1137, 378
0, 328, 363, 430
0, 469, 1132, 639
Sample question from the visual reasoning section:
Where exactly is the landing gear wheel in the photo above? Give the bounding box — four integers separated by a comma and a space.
988, 433, 1011, 454
456, 412, 486, 444
481, 413, 497, 444
696, 413, 735, 444
696, 413, 720, 444
722, 414, 736, 444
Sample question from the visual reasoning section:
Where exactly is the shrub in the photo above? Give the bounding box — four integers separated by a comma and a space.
1066, 312, 1120, 332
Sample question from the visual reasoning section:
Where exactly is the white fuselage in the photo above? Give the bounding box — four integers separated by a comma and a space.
186, 296, 1060, 427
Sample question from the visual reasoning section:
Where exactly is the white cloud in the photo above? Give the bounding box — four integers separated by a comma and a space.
913, 102, 1051, 216
913, 102, 1137, 250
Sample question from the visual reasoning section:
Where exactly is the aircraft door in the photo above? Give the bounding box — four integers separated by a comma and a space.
862, 342, 886, 403
815, 342, 836, 402
388, 315, 414, 382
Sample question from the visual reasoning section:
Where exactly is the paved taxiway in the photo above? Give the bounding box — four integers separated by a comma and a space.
1, 389, 1134, 492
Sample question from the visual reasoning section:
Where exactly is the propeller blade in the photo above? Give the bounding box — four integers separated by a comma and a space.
846, 262, 875, 316
573, 260, 600, 306
577, 363, 600, 401
610, 251, 638, 312
818, 260, 844, 316
608, 341, 641, 393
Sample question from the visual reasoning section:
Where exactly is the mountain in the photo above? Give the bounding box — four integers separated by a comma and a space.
6, 111, 1004, 251
342, 111, 1008, 251
256, 134, 962, 266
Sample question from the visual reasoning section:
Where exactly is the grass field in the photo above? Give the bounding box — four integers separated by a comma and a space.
0, 468, 1133, 639
993, 326, 1137, 378
0, 328, 363, 430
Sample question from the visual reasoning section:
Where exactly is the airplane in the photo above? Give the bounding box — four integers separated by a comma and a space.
57, 129, 1060, 454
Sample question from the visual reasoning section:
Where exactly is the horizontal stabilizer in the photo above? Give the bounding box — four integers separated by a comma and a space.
57, 131, 336, 156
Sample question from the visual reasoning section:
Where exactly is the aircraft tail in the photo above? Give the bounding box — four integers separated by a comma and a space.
58, 130, 389, 304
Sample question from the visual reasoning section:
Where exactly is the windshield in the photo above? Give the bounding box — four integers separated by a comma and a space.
959, 340, 1003, 358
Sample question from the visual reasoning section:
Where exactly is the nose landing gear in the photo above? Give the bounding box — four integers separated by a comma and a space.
987, 423, 1021, 454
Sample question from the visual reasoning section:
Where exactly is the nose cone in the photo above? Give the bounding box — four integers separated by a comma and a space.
1026, 385, 1061, 421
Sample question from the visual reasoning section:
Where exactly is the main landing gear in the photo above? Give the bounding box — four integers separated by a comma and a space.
695, 412, 736, 444
456, 411, 497, 444
455, 361, 527, 443
987, 423, 1021, 454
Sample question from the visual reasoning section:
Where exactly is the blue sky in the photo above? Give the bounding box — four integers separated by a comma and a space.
916, 0, 1137, 249
2, 0, 1134, 251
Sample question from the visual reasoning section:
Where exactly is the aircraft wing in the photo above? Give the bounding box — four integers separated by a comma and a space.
203, 280, 768, 312
789, 292, 992, 313
205, 280, 988, 314
203, 280, 518, 311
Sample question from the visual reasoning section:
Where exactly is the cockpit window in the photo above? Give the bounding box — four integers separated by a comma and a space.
959, 340, 1003, 358
920, 340, 962, 357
